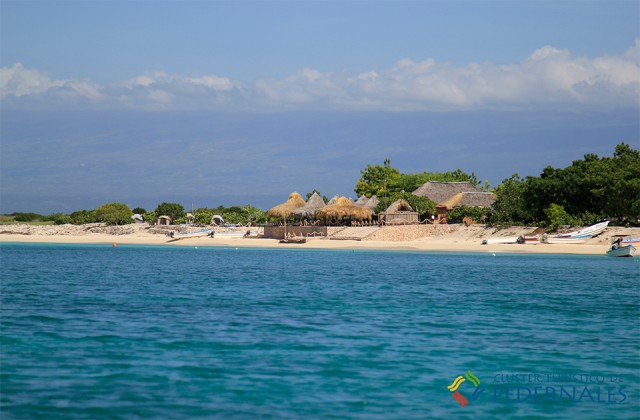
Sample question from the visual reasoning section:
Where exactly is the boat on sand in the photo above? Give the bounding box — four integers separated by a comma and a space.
168, 228, 213, 240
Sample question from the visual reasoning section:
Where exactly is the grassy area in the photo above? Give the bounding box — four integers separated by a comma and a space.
0, 216, 55, 226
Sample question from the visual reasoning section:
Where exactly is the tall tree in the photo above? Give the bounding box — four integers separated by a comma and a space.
94, 202, 133, 226
154, 202, 185, 223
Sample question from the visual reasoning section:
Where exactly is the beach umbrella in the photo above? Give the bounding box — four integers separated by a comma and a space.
315, 196, 372, 221
266, 191, 306, 219
292, 192, 326, 218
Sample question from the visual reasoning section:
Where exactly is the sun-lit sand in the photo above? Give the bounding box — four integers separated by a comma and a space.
3, 223, 638, 255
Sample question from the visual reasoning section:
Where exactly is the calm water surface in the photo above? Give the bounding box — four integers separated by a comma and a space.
1, 243, 639, 419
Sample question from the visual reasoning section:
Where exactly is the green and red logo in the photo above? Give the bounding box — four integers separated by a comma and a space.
447, 370, 484, 407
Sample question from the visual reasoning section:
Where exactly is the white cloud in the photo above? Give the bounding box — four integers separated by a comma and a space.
1, 63, 102, 100
2, 40, 639, 111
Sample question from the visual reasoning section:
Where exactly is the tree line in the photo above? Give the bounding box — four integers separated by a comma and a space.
354, 143, 639, 227
3, 143, 638, 228
4, 203, 267, 226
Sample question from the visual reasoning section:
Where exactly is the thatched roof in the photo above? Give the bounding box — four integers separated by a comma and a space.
384, 199, 413, 214
266, 191, 306, 219
291, 192, 326, 218
354, 195, 369, 206
412, 181, 480, 204
440, 192, 496, 210
315, 196, 372, 220
364, 195, 380, 210
327, 195, 341, 205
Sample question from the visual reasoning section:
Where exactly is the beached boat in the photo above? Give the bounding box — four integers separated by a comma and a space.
169, 228, 213, 240
621, 237, 640, 247
213, 229, 259, 238
544, 234, 592, 244
482, 237, 519, 245
551, 221, 610, 239
607, 244, 636, 258
517, 235, 540, 244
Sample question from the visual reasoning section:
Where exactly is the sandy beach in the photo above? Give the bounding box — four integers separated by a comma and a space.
2, 223, 637, 255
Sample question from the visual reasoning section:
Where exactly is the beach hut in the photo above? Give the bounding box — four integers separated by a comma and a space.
440, 192, 496, 209
412, 181, 480, 203
292, 192, 326, 219
412, 181, 493, 221
326, 195, 342, 205
364, 195, 380, 214
379, 199, 418, 225
157, 215, 171, 225
354, 195, 369, 206
315, 196, 372, 223
266, 191, 306, 220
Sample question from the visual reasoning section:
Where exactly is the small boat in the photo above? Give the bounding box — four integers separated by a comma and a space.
607, 244, 637, 258
621, 237, 640, 247
213, 229, 259, 238
168, 228, 213, 240
607, 236, 637, 257
482, 237, 519, 245
551, 221, 610, 239
517, 235, 540, 244
545, 234, 591, 244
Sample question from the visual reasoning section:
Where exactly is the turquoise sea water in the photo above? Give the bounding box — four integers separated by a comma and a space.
1, 243, 639, 419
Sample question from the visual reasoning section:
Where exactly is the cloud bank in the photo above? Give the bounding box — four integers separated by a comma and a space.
2, 40, 639, 111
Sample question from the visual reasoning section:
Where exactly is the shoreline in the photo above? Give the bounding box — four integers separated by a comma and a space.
0, 233, 615, 256
2, 223, 636, 256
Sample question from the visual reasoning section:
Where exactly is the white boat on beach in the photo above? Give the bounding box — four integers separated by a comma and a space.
544, 235, 592, 244
551, 221, 610, 239
169, 228, 213, 240
213, 229, 259, 238
482, 237, 519, 245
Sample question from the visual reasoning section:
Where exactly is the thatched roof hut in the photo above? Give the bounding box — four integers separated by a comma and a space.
327, 195, 341, 205
315, 196, 372, 221
266, 191, 306, 219
385, 199, 413, 213
364, 195, 380, 210
292, 192, 326, 218
354, 195, 369, 206
440, 192, 496, 209
412, 181, 480, 204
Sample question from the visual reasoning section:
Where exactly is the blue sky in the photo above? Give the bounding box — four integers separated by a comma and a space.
1, 1, 639, 213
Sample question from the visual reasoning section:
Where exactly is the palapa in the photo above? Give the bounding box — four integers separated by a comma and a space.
412, 181, 479, 204
291, 192, 326, 218
315, 196, 372, 221
440, 192, 496, 210
384, 198, 413, 213
266, 191, 306, 219
354, 195, 369, 206
364, 195, 380, 210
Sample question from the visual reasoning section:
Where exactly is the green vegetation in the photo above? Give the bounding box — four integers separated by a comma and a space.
94, 202, 133, 226
180, 205, 266, 225
355, 158, 481, 198
154, 202, 186, 222
3, 144, 637, 228
489, 143, 639, 227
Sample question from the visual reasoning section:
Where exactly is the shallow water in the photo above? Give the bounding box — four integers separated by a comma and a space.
1, 243, 639, 419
